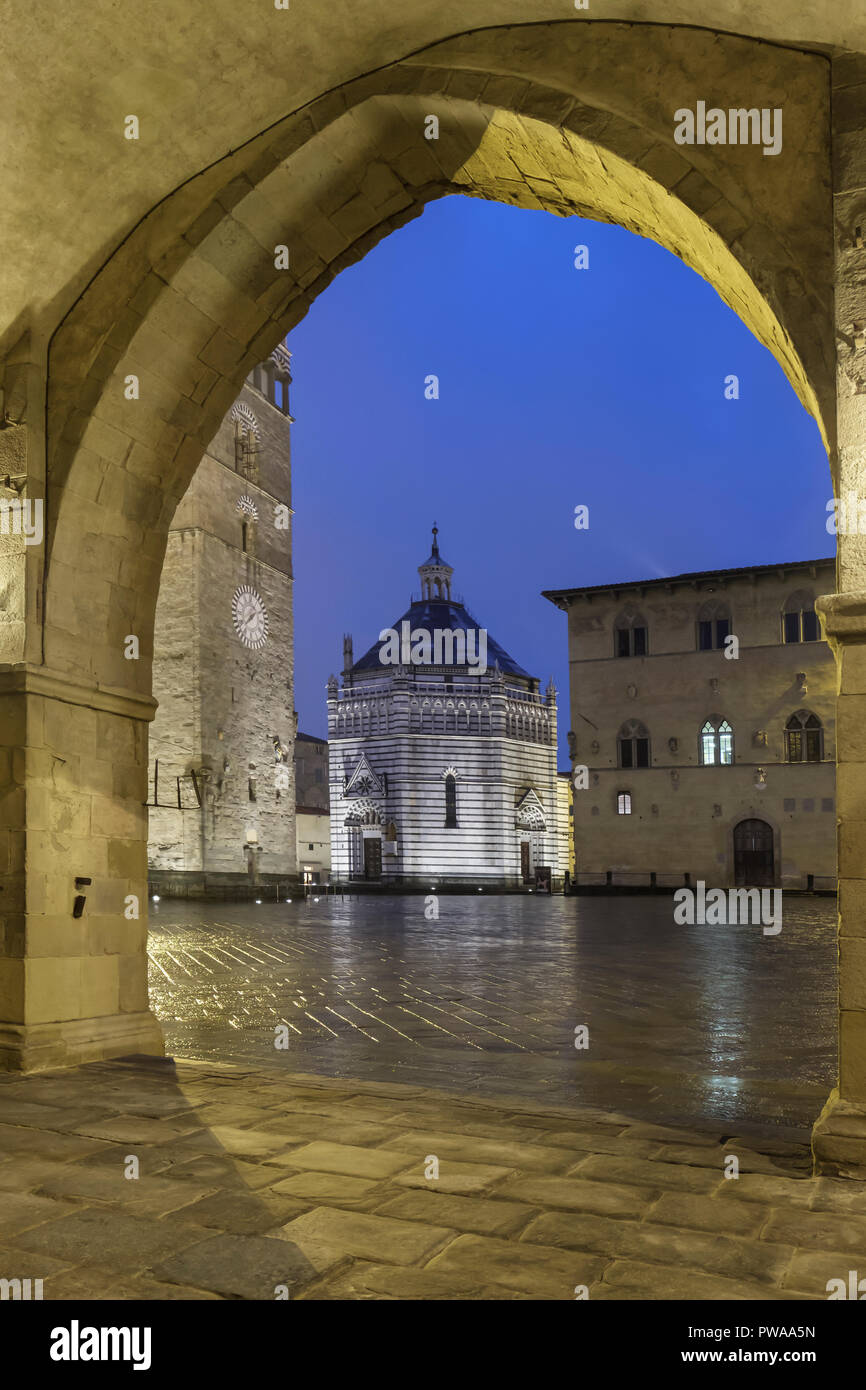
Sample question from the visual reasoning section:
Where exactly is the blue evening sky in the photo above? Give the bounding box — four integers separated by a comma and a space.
287, 195, 832, 766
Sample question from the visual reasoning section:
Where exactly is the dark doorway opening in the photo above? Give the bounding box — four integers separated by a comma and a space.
734, 818, 775, 886
363, 837, 382, 881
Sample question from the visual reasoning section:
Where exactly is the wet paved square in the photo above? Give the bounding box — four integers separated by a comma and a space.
148, 893, 837, 1134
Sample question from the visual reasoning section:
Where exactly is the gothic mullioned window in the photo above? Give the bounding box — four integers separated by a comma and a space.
697, 598, 731, 651
617, 720, 650, 769
700, 717, 734, 765
782, 591, 819, 644
614, 610, 648, 658
785, 710, 823, 762
231, 405, 260, 484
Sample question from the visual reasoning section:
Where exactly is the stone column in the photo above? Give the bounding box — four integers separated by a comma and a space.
813, 56, 866, 1176
0, 668, 163, 1070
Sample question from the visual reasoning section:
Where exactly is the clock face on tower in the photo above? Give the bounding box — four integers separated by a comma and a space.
232, 585, 269, 649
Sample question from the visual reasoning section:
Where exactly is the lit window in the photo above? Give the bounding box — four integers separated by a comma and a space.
718, 721, 733, 764
617, 792, 632, 815
700, 717, 734, 765
700, 720, 716, 764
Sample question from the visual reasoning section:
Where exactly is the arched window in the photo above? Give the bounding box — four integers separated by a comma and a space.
700, 717, 734, 765
785, 710, 823, 762
234, 420, 259, 482
697, 599, 731, 651
614, 610, 648, 658
444, 773, 458, 828
618, 720, 650, 768
782, 591, 819, 644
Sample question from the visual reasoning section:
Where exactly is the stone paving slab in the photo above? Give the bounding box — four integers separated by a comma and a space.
0, 1054, 859, 1300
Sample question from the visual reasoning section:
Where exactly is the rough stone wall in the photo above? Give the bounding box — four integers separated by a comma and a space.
560, 563, 837, 888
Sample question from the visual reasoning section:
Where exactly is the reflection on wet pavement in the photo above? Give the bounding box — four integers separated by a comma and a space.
147, 893, 837, 1134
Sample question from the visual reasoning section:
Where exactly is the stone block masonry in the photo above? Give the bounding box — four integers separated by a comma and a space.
148, 359, 297, 897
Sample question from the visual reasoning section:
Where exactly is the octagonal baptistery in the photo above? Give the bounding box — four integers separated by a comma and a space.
327, 528, 569, 890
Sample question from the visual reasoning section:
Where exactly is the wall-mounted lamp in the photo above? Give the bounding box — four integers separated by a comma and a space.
73, 877, 91, 918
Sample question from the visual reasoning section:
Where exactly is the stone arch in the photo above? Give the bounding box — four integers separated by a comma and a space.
5, 18, 864, 1177
229, 400, 261, 442
39, 22, 833, 694
344, 799, 381, 827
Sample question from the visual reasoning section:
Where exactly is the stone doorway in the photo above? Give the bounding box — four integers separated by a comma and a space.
733, 819, 775, 888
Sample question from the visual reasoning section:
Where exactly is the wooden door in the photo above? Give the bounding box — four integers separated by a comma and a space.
363, 837, 382, 881
733, 819, 774, 887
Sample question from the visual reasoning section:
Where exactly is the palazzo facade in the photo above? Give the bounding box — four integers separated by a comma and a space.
544, 559, 836, 891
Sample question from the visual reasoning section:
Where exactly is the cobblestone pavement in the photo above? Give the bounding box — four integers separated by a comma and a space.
0, 1055, 861, 1301
148, 894, 836, 1132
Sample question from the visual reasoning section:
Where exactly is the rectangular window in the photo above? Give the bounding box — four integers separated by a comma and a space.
715, 618, 730, 648
805, 729, 821, 762
701, 733, 716, 764
617, 792, 632, 815
802, 610, 819, 642
616, 629, 630, 658
620, 741, 634, 768
787, 729, 803, 761
719, 731, 733, 764
698, 620, 713, 651
632, 626, 647, 656
635, 738, 649, 768
783, 612, 800, 644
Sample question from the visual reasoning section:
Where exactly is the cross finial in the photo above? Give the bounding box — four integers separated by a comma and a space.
431, 522, 439, 557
